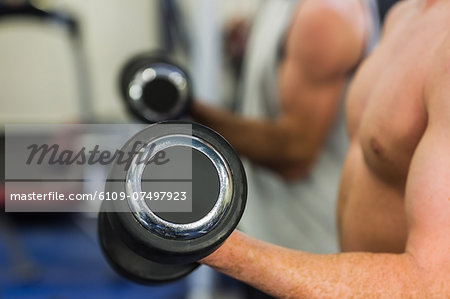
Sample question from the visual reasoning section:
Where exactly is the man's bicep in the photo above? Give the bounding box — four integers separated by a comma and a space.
290, 3, 364, 81
278, 2, 365, 125
404, 79, 450, 278
278, 58, 345, 143
276, 59, 345, 175
274, 6, 359, 172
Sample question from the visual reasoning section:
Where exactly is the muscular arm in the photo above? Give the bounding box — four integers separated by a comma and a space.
200, 39, 450, 298
192, 2, 365, 179
203, 232, 424, 298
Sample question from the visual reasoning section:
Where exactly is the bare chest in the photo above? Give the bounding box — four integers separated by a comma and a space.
345, 20, 441, 187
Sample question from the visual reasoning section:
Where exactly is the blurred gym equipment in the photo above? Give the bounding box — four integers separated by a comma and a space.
0, 0, 93, 121
119, 54, 192, 123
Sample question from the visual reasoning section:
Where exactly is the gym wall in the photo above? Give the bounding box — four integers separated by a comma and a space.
0, 0, 158, 123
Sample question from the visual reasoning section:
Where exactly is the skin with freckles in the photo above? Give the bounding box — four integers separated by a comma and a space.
200, 0, 450, 297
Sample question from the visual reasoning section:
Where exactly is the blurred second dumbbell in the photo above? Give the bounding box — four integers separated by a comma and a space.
120, 53, 192, 123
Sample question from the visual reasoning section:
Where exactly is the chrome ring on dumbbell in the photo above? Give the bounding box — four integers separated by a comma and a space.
126, 134, 233, 240
98, 121, 247, 284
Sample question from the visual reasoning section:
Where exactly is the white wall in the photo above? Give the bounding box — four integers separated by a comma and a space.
0, 0, 158, 123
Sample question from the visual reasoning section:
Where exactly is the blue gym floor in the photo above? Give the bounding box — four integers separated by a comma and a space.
0, 215, 188, 299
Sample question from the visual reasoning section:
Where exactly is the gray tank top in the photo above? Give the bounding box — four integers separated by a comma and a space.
237, 0, 380, 253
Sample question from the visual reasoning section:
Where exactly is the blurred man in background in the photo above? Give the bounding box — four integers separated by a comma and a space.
192, 0, 379, 255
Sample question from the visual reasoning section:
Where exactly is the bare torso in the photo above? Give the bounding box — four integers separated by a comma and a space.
339, 0, 450, 252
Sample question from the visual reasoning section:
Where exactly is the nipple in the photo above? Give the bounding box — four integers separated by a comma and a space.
370, 138, 383, 156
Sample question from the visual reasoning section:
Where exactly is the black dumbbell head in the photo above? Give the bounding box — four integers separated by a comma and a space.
98, 121, 247, 284
119, 53, 192, 123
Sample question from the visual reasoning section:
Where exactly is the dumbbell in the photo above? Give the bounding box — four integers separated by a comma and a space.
98, 121, 247, 284
120, 53, 192, 123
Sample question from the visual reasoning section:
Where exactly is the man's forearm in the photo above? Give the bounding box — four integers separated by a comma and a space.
191, 101, 316, 176
201, 231, 433, 298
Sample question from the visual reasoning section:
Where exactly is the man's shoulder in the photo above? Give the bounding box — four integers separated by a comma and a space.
382, 0, 416, 36
292, 0, 366, 54
297, 0, 363, 29
288, 0, 366, 79
437, 31, 450, 61
424, 30, 450, 111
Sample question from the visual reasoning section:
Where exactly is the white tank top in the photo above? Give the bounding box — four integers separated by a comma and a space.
237, 0, 380, 253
